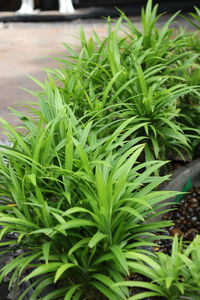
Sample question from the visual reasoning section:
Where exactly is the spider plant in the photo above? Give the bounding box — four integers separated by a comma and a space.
23, 0, 200, 162
114, 235, 200, 299
183, 6, 200, 30
0, 109, 178, 300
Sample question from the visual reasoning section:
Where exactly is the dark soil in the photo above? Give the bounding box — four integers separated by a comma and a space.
0, 251, 11, 300
0, 283, 9, 300
155, 185, 200, 254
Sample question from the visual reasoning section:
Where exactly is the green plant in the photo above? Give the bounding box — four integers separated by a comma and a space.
0, 2, 199, 299
114, 235, 200, 299
0, 110, 178, 299
183, 6, 200, 30
24, 0, 200, 162
178, 6, 200, 147
180, 235, 200, 297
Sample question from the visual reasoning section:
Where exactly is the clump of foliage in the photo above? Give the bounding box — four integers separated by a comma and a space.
0, 1, 200, 299
115, 235, 200, 299
27, 0, 200, 161
184, 6, 200, 30
179, 6, 200, 151
0, 109, 178, 299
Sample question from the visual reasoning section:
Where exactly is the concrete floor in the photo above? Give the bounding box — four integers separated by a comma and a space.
0, 20, 110, 138
0, 17, 193, 138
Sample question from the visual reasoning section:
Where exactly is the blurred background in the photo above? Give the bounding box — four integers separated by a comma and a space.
0, 0, 199, 14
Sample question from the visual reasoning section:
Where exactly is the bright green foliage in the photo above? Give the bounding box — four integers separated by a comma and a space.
114, 235, 200, 299
181, 235, 200, 295
179, 7, 200, 149
25, 0, 200, 161
183, 6, 200, 30
0, 1, 199, 299
0, 110, 178, 299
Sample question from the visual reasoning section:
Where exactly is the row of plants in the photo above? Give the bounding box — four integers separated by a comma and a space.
27, 1, 200, 162
0, 1, 200, 299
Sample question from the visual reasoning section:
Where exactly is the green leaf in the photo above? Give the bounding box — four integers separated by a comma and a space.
42, 288, 66, 300
117, 207, 144, 221
26, 173, 37, 187
113, 281, 164, 295
54, 263, 76, 283
166, 277, 173, 290
91, 281, 120, 300
110, 245, 129, 276
22, 263, 62, 282
128, 291, 160, 300
64, 285, 82, 300
89, 232, 107, 248
126, 252, 160, 271
62, 207, 91, 217
55, 219, 96, 231
68, 238, 90, 256
42, 242, 51, 264
92, 274, 126, 299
